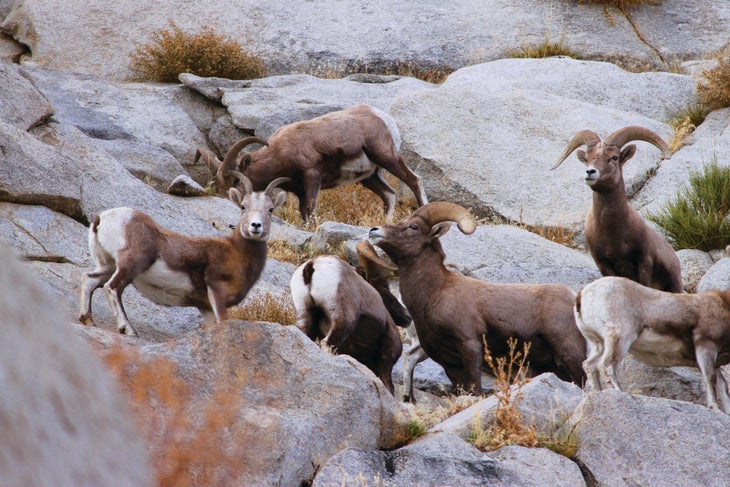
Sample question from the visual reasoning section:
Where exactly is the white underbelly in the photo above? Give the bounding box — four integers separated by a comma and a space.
133, 259, 195, 306
630, 329, 695, 367
334, 154, 377, 185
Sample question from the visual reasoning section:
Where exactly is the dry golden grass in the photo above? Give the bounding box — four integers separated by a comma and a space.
310, 59, 453, 84
274, 176, 419, 229
130, 21, 267, 82
668, 104, 708, 152
229, 292, 297, 326
506, 36, 578, 60
576, 0, 659, 8
102, 345, 245, 486
698, 56, 730, 111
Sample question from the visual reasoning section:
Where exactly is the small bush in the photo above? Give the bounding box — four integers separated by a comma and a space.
575, 0, 659, 8
668, 103, 709, 152
646, 162, 730, 251
698, 57, 730, 111
311, 59, 453, 84
507, 37, 578, 60
229, 292, 296, 325
130, 21, 267, 82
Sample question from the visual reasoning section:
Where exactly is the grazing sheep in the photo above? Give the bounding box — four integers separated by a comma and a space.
368, 202, 587, 395
553, 126, 682, 293
78, 174, 288, 336
575, 276, 730, 412
197, 104, 428, 222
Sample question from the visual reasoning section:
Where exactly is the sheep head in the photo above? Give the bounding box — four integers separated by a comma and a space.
356, 241, 412, 327
195, 137, 269, 193
552, 126, 670, 192
369, 202, 476, 264
228, 173, 289, 241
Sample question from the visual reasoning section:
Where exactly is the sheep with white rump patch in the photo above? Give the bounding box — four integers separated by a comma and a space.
368, 202, 587, 395
290, 241, 411, 394
553, 126, 682, 293
575, 276, 730, 413
197, 104, 428, 222
78, 174, 288, 336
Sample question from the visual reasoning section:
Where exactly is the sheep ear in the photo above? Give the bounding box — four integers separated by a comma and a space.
273, 190, 287, 208
576, 150, 588, 164
619, 145, 637, 166
228, 187, 244, 206
430, 222, 451, 239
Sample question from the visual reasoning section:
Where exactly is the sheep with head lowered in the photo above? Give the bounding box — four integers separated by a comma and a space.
196, 104, 428, 222
368, 202, 587, 395
552, 126, 682, 293
290, 241, 411, 394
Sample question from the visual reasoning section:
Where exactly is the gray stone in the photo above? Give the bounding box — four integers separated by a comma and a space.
696, 257, 730, 292
0, 241, 153, 487
0, 61, 52, 129
677, 248, 714, 292
166, 174, 207, 197
568, 390, 730, 487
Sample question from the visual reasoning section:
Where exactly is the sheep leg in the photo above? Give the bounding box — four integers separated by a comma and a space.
78, 268, 113, 326
582, 337, 604, 392
601, 328, 632, 391
365, 149, 428, 208
102, 252, 155, 337
206, 284, 228, 325
716, 369, 730, 414
402, 342, 428, 403
300, 173, 322, 222
460, 338, 484, 395
695, 342, 722, 411
359, 170, 397, 220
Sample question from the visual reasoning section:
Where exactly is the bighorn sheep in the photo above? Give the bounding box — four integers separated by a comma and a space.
197, 104, 428, 222
575, 276, 730, 413
78, 175, 288, 336
290, 241, 411, 393
368, 202, 587, 394
553, 126, 682, 293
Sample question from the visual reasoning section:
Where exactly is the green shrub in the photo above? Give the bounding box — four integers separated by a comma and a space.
698, 57, 730, 111
647, 162, 730, 251
130, 21, 267, 82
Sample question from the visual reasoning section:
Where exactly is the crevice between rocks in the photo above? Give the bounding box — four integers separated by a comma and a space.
619, 7, 666, 65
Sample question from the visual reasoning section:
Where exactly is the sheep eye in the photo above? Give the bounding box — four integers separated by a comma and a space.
268, 207, 274, 213
409, 224, 419, 230
610, 155, 619, 162
232, 178, 241, 186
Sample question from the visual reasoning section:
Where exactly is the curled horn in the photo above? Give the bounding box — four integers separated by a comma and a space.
264, 177, 290, 196
604, 126, 671, 159
228, 171, 253, 194
221, 136, 269, 174
356, 240, 397, 276
552, 130, 602, 170
412, 202, 477, 235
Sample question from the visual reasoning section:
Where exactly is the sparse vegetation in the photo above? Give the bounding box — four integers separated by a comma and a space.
575, 0, 659, 9
130, 21, 267, 82
646, 162, 730, 251
698, 56, 730, 111
507, 36, 578, 60
229, 292, 296, 325
310, 59, 453, 84
274, 176, 419, 229
103, 345, 245, 486
668, 103, 709, 152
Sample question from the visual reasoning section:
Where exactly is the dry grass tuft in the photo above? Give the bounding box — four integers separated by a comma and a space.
229, 292, 297, 325
468, 338, 539, 451
274, 177, 419, 229
668, 103, 709, 152
698, 56, 730, 112
311, 59, 454, 84
102, 345, 245, 486
130, 21, 267, 82
507, 36, 578, 60
576, 0, 660, 9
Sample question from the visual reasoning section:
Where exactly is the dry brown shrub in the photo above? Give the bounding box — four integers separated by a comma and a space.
311, 59, 453, 84
130, 21, 267, 82
229, 292, 297, 325
576, 0, 659, 8
274, 176, 419, 229
698, 57, 730, 111
102, 345, 245, 486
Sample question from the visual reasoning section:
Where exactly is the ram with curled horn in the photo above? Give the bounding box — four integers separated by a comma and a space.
553, 125, 682, 293
368, 202, 586, 396
194, 137, 269, 194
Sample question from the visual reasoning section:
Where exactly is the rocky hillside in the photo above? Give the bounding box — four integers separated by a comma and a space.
2, 1, 730, 485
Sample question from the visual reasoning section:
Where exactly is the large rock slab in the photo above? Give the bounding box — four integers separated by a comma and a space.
0, 61, 52, 130
567, 390, 730, 487
0, 241, 153, 486
4, 1, 729, 80
313, 432, 584, 487
391, 58, 681, 228
92, 319, 411, 486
